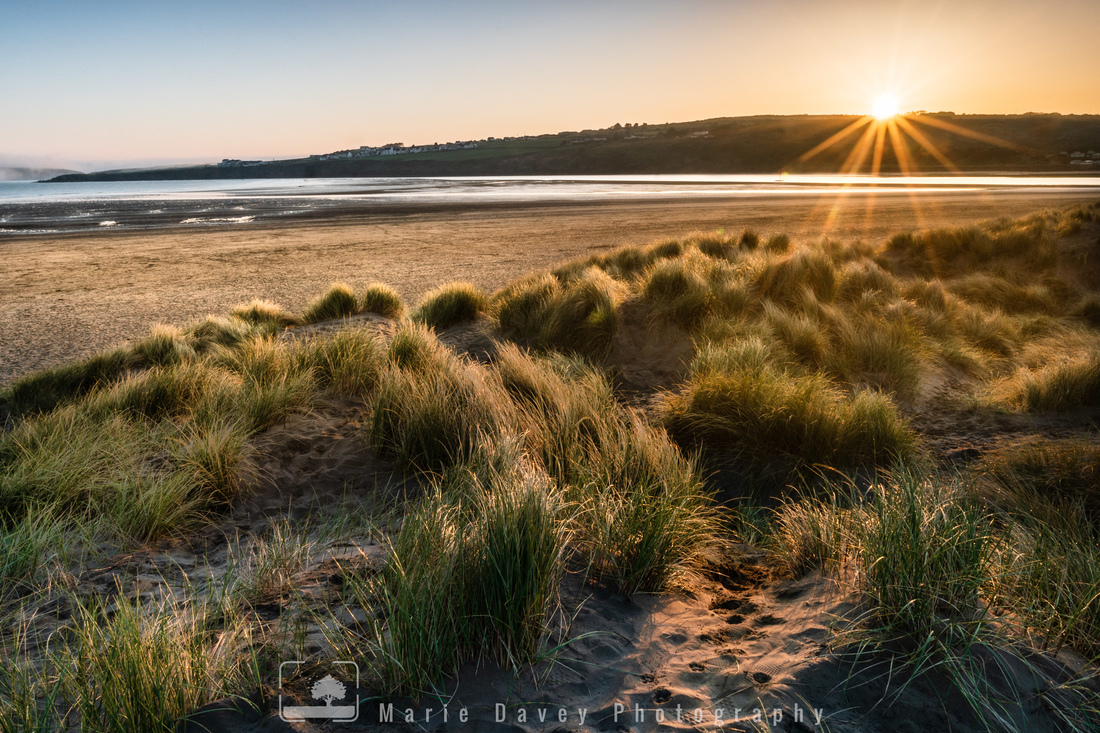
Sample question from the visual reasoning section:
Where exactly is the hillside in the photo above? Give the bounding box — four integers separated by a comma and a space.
49, 113, 1100, 182
1, 166, 81, 181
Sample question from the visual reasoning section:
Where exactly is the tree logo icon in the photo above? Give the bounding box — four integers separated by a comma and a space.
279, 661, 359, 722
311, 675, 346, 707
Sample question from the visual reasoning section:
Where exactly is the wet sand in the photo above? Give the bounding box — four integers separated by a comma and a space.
2, 188, 1097, 384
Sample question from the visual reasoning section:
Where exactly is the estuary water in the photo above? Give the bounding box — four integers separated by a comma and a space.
2, 174, 1099, 236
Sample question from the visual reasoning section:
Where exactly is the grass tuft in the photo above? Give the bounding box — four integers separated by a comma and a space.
691, 232, 735, 259
979, 439, 1100, 521
366, 445, 565, 695
755, 247, 836, 304
368, 342, 513, 475
540, 267, 624, 356
578, 456, 722, 594
187, 315, 253, 353
662, 359, 915, 478
358, 282, 406, 319
978, 439, 1100, 656
386, 321, 453, 372
999, 353, 1100, 411
837, 259, 898, 302
858, 471, 993, 632
131, 324, 195, 368
301, 283, 359, 324
295, 329, 384, 395
826, 310, 924, 398
0, 507, 71, 601
1074, 294, 1100, 328
642, 255, 713, 329
493, 273, 562, 338
3, 347, 129, 418
68, 588, 255, 732
764, 233, 791, 253
230, 299, 298, 330
887, 218, 1058, 278
171, 417, 248, 509
412, 282, 488, 331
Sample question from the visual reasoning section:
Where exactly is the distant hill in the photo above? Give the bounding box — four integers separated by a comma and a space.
2, 166, 81, 181
48, 114, 1100, 182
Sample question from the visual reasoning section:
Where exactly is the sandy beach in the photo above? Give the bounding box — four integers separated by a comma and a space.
2, 188, 1098, 384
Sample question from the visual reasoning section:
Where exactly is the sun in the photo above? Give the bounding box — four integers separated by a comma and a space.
871, 94, 900, 120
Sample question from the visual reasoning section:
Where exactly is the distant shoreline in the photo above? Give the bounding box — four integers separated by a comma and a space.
44, 164, 1100, 183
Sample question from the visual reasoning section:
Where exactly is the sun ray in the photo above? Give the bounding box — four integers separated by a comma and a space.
886, 119, 913, 176
894, 116, 960, 172
858, 127, 884, 234
862, 119, 889, 237
907, 114, 1029, 152
811, 120, 879, 234
841, 119, 879, 174
886, 119, 927, 228
871, 120, 888, 176
797, 116, 873, 163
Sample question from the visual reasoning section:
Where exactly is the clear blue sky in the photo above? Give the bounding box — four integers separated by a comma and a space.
3, 0, 1098, 171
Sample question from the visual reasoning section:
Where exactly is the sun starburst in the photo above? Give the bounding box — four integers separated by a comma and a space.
794, 102, 1023, 178
872, 95, 899, 120
791, 99, 1031, 234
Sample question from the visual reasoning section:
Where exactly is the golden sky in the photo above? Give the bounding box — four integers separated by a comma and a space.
2, 0, 1098, 169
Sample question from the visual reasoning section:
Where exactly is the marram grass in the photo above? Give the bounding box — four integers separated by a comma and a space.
998, 353, 1100, 412
351, 444, 567, 695
301, 282, 359, 324
412, 281, 487, 330
767, 468, 1098, 731
358, 281, 406, 319
3, 347, 130, 418
661, 359, 916, 477
1, 207, 1099, 725
498, 266, 625, 357
230, 298, 299, 330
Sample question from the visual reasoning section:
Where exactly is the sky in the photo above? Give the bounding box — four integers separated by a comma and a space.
2, 0, 1099, 171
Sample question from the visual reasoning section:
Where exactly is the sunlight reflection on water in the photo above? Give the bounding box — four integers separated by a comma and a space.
1, 175, 1098, 235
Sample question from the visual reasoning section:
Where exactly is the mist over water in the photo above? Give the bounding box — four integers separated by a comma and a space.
2, 175, 1099, 235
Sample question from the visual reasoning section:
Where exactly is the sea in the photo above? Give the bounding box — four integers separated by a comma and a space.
2, 174, 1100, 236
